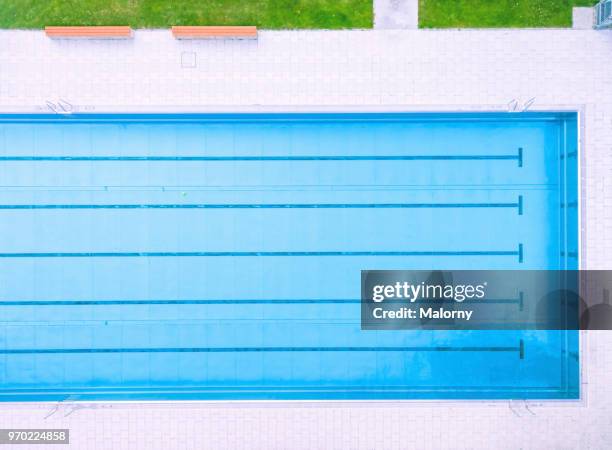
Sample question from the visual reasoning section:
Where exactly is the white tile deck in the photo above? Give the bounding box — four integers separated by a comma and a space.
573, 7, 595, 29
374, 0, 419, 29
1, 28, 612, 449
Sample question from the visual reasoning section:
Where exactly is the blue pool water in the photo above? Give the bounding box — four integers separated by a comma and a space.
0, 112, 578, 401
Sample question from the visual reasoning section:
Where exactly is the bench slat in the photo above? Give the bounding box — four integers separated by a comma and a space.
172, 26, 257, 39
45, 26, 133, 39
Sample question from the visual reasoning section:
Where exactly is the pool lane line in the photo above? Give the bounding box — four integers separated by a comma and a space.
560, 201, 578, 209
0, 199, 523, 212
560, 251, 578, 259
0, 299, 362, 306
0, 296, 524, 306
0, 153, 522, 163
0, 344, 522, 356
560, 150, 577, 160
0, 248, 524, 261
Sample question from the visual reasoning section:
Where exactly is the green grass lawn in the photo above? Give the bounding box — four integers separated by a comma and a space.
419, 0, 600, 28
0, 0, 373, 29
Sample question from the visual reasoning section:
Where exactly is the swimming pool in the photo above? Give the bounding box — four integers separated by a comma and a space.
0, 112, 578, 401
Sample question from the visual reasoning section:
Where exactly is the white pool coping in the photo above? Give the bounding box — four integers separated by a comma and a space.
1, 28, 611, 449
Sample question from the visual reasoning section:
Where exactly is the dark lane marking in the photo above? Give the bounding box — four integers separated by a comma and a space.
0, 249, 523, 260
0, 201, 522, 211
0, 344, 522, 355
0, 297, 523, 306
0, 153, 521, 162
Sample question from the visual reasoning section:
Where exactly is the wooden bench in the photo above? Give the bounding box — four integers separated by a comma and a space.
45, 26, 133, 39
172, 26, 258, 40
